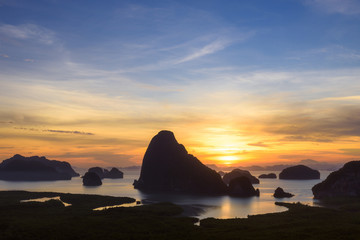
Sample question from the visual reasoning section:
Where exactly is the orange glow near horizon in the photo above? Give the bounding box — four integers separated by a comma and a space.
218, 155, 241, 166
1, 97, 360, 169
1, 121, 360, 169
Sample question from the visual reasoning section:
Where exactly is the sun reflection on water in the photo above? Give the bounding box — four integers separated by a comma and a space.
220, 197, 232, 218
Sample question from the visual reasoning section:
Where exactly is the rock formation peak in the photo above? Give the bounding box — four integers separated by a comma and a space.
134, 130, 227, 195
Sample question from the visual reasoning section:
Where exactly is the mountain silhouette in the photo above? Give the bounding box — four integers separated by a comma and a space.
279, 165, 320, 180
223, 169, 260, 184
87, 167, 124, 179
83, 171, 102, 186
0, 154, 79, 181
133, 130, 228, 195
313, 161, 360, 199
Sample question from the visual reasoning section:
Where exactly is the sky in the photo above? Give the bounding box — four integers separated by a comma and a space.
0, 0, 360, 168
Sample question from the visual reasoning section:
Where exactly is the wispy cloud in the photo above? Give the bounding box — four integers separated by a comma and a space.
0, 23, 57, 45
173, 30, 254, 65
4, 130, 145, 147
286, 45, 360, 63
51, 151, 137, 167
318, 95, 360, 101
176, 39, 230, 64
247, 142, 270, 147
14, 127, 38, 131
14, 127, 95, 135
281, 135, 333, 143
43, 129, 94, 135
263, 105, 360, 140
304, 0, 360, 15
340, 148, 360, 156
0, 121, 13, 124
24, 58, 35, 63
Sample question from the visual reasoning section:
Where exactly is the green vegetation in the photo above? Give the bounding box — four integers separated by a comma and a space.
1, 191, 360, 239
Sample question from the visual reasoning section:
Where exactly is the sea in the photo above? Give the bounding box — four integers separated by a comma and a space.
0, 170, 331, 219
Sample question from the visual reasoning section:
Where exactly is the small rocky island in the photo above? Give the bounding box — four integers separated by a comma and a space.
133, 130, 228, 195
83, 172, 102, 186
0, 154, 79, 181
223, 169, 260, 184
312, 161, 360, 199
279, 165, 320, 180
228, 177, 260, 197
259, 173, 277, 179
273, 187, 294, 198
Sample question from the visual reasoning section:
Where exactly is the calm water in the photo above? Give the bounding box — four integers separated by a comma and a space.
0, 170, 330, 219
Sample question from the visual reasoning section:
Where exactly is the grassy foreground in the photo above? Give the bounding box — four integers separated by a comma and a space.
1, 191, 360, 240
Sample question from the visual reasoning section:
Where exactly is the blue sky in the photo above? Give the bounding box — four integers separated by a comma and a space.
0, 0, 360, 167
2, 0, 359, 73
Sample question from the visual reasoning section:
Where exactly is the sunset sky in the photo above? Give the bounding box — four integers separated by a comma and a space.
0, 0, 360, 168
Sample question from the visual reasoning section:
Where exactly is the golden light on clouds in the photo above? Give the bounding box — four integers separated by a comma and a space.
1, 69, 360, 168
1, 1, 360, 170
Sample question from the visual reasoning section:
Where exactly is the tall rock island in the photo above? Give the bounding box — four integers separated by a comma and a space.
133, 130, 228, 195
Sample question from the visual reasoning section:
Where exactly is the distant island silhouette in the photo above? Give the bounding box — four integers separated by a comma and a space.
0, 154, 79, 181
279, 165, 320, 180
82, 166, 124, 186
223, 169, 260, 184
259, 173, 277, 179
208, 159, 342, 172
87, 167, 124, 179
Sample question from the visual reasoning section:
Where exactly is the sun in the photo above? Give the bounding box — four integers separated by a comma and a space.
219, 155, 239, 165
219, 155, 238, 161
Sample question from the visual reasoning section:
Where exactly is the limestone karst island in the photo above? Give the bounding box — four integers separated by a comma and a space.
1, 0, 360, 239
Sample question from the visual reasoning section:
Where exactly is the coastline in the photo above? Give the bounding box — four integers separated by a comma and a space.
0, 171, 327, 219
1, 190, 360, 239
